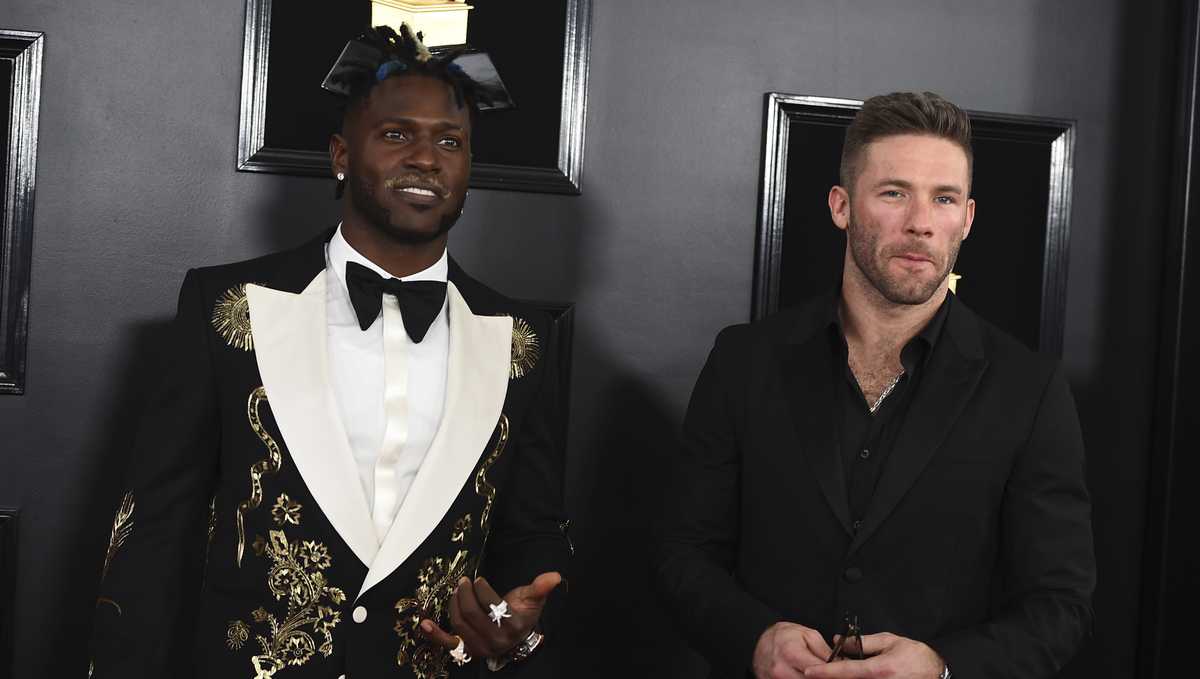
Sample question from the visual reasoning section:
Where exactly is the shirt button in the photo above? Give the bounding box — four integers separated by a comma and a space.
852, 519, 863, 532
843, 567, 863, 583
353, 606, 368, 623
859, 448, 871, 460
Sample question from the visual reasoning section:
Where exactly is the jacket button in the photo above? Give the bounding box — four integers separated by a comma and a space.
843, 567, 863, 583
353, 606, 368, 623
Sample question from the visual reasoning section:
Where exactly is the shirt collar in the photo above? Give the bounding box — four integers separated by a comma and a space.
327, 223, 449, 294
828, 289, 953, 373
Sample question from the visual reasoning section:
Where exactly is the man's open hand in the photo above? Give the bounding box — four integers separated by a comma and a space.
418, 572, 561, 659
753, 622, 834, 679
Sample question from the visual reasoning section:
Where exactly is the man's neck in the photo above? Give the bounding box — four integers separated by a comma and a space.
839, 265, 946, 361
340, 216, 447, 279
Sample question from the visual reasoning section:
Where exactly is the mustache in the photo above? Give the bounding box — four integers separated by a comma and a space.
383, 175, 451, 198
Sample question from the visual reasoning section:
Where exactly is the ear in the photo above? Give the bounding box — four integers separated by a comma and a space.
829, 185, 851, 232
329, 133, 349, 178
962, 197, 976, 240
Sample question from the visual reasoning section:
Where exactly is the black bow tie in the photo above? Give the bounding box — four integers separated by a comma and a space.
344, 261, 447, 343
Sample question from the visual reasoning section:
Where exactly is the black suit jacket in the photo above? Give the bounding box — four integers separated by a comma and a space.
90, 231, 571, 678
652, 293, 1095, 679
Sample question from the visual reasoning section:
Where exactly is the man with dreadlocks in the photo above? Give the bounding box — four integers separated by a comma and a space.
90, 25, 570, 678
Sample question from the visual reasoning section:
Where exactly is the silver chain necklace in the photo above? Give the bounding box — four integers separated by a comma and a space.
869, 370, 906, 414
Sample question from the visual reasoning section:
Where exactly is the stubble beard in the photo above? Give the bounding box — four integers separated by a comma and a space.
347, 173, 464, 245
845, 208, 962, 306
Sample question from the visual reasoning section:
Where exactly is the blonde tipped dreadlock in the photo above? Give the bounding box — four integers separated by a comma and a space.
400, 23, 434, 63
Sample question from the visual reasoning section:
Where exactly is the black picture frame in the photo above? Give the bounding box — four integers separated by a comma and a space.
1, 30, 44, 395
0, 508, 17, 678
237, 0, 591, 194
753, 94, 1074, 356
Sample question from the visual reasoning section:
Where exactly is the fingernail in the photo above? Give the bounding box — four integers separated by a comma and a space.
421, 621, 433, 633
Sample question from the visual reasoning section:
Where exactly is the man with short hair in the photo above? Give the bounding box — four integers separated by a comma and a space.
653, 91, 1095, 679
90, 25, 570, 678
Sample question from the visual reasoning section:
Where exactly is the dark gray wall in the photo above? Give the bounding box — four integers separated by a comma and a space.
0, 0, 1172, 677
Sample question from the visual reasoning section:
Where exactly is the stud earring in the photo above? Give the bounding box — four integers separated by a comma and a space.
336, 172, 345, 181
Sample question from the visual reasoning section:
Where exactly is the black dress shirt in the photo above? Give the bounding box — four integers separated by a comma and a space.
829, 293, 952, 526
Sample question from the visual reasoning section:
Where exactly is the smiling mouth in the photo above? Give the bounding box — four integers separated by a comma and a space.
398, 186, 438, 198
384, 177, 449, 202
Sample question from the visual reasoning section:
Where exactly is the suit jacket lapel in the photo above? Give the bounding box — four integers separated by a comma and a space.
780, 298, 854, 537
357, 281, 512, 599
848, 300, 988, 554
246, 270, 380, 568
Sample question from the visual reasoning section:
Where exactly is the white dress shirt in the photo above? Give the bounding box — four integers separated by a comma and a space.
325, 226, 449, 542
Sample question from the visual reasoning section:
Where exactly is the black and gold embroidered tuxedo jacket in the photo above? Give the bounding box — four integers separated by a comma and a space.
91, 231, 571, 679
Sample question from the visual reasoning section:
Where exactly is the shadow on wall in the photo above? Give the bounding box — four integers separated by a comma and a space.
557, 364, 711, 677
249, 175, 343, 253
490, 189, 709, 676
1030, 1, 1175, 678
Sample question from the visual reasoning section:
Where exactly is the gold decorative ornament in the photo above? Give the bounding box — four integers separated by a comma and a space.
475, 415, 509, 538
271, 494, 302, 527
212, 283, 256, 351
227, 620, 250, 650
237, 387, 283, 567
101, 491, 135, 581
391, 416, 510, 677
96, 490, 136, 617
208, 497, 217, 544
394, 515, 475, 679
237, 501, 346, 677
509, 317, 540, 380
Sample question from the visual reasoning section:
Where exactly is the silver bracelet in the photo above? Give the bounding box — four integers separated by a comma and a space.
485, 629, 545, 672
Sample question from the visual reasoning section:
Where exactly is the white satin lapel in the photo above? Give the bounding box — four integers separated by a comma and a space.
246, 272, 379, 567
357, 282, 512, 599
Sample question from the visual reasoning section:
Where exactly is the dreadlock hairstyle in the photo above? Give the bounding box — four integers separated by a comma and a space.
328, 24, 482, 123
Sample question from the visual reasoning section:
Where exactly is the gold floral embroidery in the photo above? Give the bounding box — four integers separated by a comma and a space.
271, 494, 302, 526
509, 316, 540, 379
238, 387, 283, 567
227, 620, 250, 650
451, 515, 471, 543
208, 496, 217, 544
394, 516, 474, 679
391, 418, 509, 676
96, 491, 136, 616
212, 283, 255, 351
240, 520, 346, 678
102, 491, 135, 580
